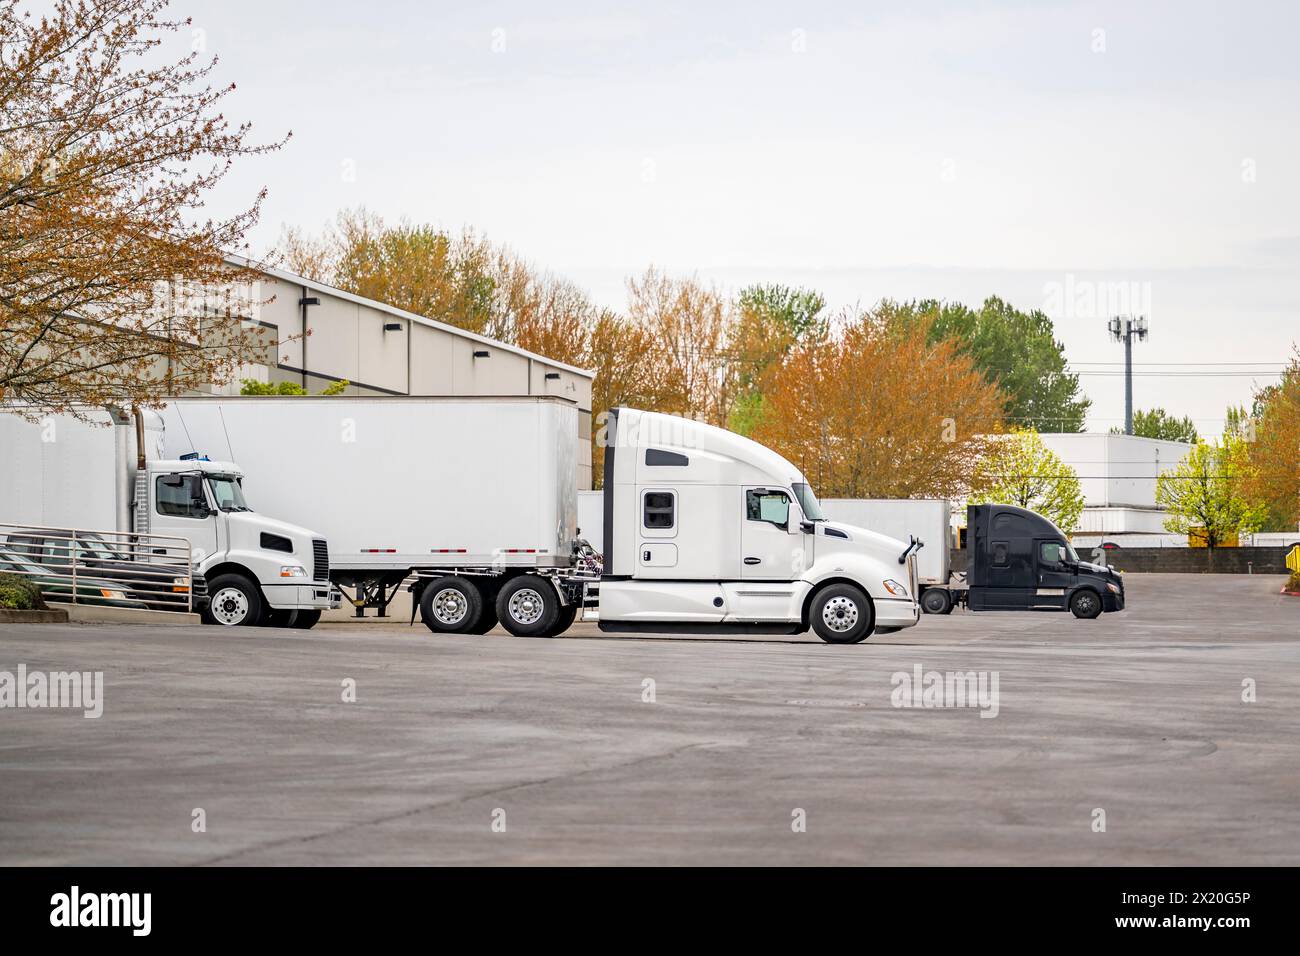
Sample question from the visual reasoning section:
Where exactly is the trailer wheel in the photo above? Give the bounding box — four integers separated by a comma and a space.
921, 588, 952, 615
1070, 588, 1102, 620
290, 610, 321, 630
496, 575, 560, 638
420, 577, 483, 633
809, 583, 874, 644
203, 574, 264, 627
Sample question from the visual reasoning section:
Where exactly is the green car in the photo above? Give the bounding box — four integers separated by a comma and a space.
0, 545, 149, 609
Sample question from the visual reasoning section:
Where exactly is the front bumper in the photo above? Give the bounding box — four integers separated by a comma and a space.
1103, 587, 1125, 612
876, 596, 922, 629
263, 582, 335, 611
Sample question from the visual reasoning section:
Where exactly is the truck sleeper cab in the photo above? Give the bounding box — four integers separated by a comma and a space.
944, 503, 1124, 618
596, 408, 921, 643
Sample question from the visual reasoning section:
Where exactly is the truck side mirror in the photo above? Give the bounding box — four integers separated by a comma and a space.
799, 520, 815, 534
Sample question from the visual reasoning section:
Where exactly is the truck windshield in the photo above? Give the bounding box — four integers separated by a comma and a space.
791, 482, 825, 521
207, 475, 251, 512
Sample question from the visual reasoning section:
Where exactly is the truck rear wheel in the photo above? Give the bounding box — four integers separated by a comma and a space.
203, 574, 264, 627
469, 599, 499, 634
496, 575, 560, 638
542, 601, 578, 637
921, 588, 952, 615
420, 577, 483, 634
809, 583, 874, 644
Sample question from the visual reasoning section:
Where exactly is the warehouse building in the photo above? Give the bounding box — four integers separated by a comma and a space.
208, 258, 596, 488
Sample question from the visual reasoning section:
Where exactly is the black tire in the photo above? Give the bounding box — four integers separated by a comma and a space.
203, 574, 264, 627
420, 576, 484, 633
809, 583, 874, 644
262, 608, 297, 627
469, 599, 499, 634
1070, 588, 1102, 619
496, 575, 560, 638
542, 601, 579, 637
921, 588, 952, 615
290, 609, 321, 630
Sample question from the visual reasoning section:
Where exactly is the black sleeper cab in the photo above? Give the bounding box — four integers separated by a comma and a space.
964, 504, 1124, 618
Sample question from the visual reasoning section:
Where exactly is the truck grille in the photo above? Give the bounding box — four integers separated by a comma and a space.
312, 539, 329, 582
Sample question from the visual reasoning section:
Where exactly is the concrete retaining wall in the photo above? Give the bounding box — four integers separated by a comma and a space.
948, 547, 1289, 575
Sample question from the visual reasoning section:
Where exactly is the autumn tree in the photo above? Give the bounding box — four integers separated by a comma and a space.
1156, 435, 1267, 556
1110, 407, 1198, 443
0, 0, 284, 417
1242, 353, 1300, 530
969, 428, 1086, 534
750, 307, 1006, 499
625, 267, 736, 426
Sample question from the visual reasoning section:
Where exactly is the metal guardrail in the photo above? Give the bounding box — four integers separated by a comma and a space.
0, 522, 198, 613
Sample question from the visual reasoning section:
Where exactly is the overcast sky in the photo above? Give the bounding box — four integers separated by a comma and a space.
190, 0, 1299, 433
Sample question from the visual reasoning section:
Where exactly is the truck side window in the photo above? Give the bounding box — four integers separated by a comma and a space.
1040, 541, 1064, 564
156, 475, 208, 519
991, 541, 1009, 566
643, 491, 675, 530
746, 490, 790, 528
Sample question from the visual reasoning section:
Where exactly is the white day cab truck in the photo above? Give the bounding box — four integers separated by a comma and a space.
157, 397, 923, 642
0, 406, 336, 628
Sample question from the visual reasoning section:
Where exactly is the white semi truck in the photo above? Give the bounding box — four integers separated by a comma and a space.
157, 396, 921, 643
0, 406, 336, 628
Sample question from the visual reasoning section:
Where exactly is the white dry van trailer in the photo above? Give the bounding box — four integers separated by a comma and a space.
0, 406, 335, 628
161, 398, 923, 642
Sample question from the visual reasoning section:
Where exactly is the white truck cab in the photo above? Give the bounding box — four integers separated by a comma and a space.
137, 454, 335, 628
597, 408, 921, 642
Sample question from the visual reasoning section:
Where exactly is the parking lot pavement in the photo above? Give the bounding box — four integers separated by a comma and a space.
0, 573, 1296, 866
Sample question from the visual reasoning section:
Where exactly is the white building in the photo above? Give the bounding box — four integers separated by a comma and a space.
1039, 432, 1191, 543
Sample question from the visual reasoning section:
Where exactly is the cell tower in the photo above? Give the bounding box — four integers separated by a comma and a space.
1108, 316, 1148, 435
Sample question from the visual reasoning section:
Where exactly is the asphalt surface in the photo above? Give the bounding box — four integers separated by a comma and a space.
0, 573, 1297, 865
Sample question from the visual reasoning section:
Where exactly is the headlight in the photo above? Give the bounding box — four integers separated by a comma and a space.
99, 588, 126, 600
279, 565, 307, 578
172, 577, 190, 593
1107, 582, 1120, 593
882, 579, 908, 597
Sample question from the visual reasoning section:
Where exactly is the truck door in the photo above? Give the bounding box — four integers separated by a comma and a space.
151, 472, 219, 564
977, 536, 1034, 609
1033, 539, 1073, 610
741, 488, 804, 580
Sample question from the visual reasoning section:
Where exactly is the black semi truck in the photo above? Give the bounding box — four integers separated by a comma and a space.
919, 504, 1125, 619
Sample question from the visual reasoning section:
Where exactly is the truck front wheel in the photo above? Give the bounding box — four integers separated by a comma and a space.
204, 574, 264, 627
496, 576, 560, 638
809, 583, 874, 644
1070, 589, 1102, 619
420, 577, 484, 634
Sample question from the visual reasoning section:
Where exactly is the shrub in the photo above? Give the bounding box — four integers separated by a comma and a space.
0, 573, 46, 610
1288, 571, 1300, 593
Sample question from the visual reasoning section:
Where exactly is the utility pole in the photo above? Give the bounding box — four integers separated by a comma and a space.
1108, 316, 1148, 435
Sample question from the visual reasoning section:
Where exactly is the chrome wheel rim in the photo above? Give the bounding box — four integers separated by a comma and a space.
822, 595, 859, 633
432, 587, 468, 626
508, 588, 546, 625
1076, 593, 1096, 615
212, 587, 249, 626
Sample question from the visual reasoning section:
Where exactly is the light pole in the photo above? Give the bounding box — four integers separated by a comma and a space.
1108, 316, 1148, 435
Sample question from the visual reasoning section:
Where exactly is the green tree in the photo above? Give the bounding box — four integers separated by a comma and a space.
969, 428, 1086, 534
240, 378, 348, 396
728, 284, 828, 435
1110, 407, 1198, 443
1156, 435, 1267, 555
888, 297, 1091, 432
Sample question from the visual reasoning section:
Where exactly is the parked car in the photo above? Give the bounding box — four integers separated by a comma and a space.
0, 545, 150, 609
2, 532, 206, 613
